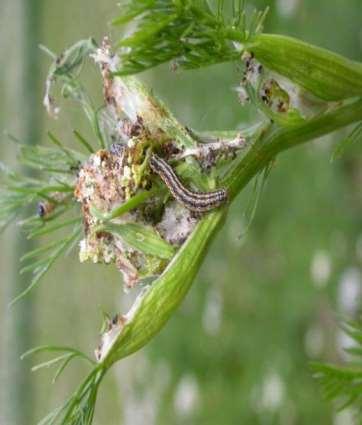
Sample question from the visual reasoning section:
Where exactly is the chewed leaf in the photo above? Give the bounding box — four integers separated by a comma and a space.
331, 122, 362, 162
105, 222, 175, 260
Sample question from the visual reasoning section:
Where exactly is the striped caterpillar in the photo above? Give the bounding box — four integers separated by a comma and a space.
149, 154, 228, 212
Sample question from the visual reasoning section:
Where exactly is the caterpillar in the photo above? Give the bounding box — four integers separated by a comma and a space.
149, 154, 227, 212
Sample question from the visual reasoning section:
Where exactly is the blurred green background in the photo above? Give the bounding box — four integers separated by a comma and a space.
0, 0, 361, 424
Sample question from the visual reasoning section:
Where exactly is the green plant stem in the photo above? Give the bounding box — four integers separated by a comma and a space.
105, 206, 227, 365
251, 33, 362, 101
102, 98, 362, 366
225, 99, 362, 199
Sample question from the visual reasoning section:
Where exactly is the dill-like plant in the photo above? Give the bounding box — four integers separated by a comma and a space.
1, 1, 362, 423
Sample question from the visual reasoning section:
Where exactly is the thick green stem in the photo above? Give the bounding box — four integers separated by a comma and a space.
105, 206, 227, 365
225, 99, 362, 199
252, 34, 362, 101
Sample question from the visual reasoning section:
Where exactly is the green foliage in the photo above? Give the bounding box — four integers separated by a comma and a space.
21, 345, 100, 425
13, 223, 82, 305
21, 345, 96, 381
0, 135, 83, 305
0, 39, 109, 306
113, 0, 268, 74
311, 321, 362, 414
114, 0, 362, 103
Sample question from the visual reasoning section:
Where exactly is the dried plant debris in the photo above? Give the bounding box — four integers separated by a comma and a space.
92, 37, 169, 141
74, 148, 128, 231
74, 145, 170, 289
73, 141, 201, 289
69, 38, 243, 290
172, 133, 246, 169
242, 51, 263, 86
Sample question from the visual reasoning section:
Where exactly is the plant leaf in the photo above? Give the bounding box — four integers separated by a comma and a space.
105, 222, 175, 260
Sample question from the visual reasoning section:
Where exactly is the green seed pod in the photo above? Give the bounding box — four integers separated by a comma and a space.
251, 33, 362, 101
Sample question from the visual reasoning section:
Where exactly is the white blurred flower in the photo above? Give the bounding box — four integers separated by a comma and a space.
304, 324, 324, 358
333, 407, 356, 425
336, 329, 356, 361
202, 287, 223, 336
174, 374, 199, 416
260, 371, 285, 411
338, 267, 361, 315
310, 250, 331, 288
276, 0, 300, 19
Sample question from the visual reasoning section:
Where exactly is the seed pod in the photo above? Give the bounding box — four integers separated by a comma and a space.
251, 33, 362, 101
